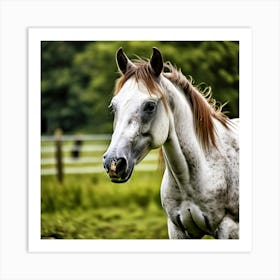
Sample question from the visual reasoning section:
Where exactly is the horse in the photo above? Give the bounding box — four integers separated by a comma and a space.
103, 47, 239, 239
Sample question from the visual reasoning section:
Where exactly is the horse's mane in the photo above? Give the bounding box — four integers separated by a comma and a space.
163, 62, 229, 150
114, 59, 229, 150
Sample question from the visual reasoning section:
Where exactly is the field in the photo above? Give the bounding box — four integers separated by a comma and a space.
41, 137, 168, 239
41, 173, 168, 239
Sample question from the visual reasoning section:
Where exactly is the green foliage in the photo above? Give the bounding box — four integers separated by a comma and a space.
41, 41, 239, 134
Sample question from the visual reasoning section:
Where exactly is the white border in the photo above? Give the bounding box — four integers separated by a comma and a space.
1, 1, 279, 279
28, 27, 252, 253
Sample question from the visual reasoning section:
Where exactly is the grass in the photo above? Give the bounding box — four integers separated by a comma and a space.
41, 171, 168, 239
42, 205, 167, 239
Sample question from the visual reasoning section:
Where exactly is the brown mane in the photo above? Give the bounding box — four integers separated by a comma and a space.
163, 62, 229, 150
114, 59, 229, 150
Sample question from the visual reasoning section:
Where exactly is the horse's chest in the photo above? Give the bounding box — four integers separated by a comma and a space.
161, 171, 227, 236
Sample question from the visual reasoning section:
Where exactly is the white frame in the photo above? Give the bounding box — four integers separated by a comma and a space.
28, 27, 252, 253
1, 1, 279, 279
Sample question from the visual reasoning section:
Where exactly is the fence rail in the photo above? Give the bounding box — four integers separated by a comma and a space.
41, 134, 111, 142
41, 144, 108, 153
41, 134, 159, 178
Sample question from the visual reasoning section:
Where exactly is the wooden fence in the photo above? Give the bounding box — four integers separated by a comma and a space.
41, 134, 159, 180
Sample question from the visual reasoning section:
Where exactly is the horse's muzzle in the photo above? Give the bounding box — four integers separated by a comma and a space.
103, 155, 132, 183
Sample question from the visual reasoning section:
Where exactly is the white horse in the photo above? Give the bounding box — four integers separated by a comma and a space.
103, 47, 239, 239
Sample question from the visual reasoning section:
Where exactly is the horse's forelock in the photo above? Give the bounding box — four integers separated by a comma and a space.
114, 59, 169, 110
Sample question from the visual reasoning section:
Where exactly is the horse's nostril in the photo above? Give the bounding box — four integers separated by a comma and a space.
104, 156, 128, 179
115, 157, 127, 174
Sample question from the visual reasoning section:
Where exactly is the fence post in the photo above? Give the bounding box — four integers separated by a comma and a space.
54, 128, 63, 183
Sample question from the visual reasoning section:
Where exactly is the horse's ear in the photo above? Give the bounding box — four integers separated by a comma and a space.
150, 47, 163, 77
116, 47, 134, 75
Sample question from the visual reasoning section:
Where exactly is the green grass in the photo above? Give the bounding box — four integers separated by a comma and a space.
41, 171, 168, 239
42, 205, 167, 239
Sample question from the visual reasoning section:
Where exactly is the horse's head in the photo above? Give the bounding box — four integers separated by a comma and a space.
103, 48, 170, 183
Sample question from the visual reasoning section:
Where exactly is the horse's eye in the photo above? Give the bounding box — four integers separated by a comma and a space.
143, 101, 157, 114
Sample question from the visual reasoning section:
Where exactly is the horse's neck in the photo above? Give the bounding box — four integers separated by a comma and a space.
162, 82, 208, 193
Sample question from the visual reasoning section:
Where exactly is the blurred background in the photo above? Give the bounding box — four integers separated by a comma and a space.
41, 41, 239, 239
